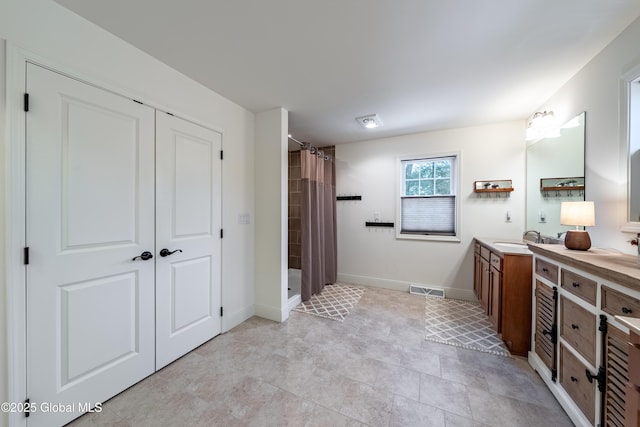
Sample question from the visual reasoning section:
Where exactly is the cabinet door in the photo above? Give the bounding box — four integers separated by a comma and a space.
489, 266, 502, 331
480, 257, 490, 312
535, 281, 557, 376
626, 383, 640, 427
604, 325, 629, 427
473, 252, 482, 299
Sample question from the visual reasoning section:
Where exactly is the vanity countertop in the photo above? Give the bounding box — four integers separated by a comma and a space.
527, 243, 640, 293
616, 315, 640, 335
474, 237, 533, 256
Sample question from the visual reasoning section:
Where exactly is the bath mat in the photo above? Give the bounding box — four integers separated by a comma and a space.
424, 296, 510, 357
293, 283, 365, 322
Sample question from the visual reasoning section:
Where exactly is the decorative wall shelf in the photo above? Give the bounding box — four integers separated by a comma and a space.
365, 221, 394, 228
473, 180, 513, 196
540, 177, 584, 197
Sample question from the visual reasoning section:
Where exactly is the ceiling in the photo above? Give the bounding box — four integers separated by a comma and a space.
55, 0, 640, 149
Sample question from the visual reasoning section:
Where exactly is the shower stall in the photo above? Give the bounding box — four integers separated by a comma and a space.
287, 137, 336, 305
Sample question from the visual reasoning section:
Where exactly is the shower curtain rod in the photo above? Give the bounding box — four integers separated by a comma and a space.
288, 135, 305, 147
288, 135, 333, 161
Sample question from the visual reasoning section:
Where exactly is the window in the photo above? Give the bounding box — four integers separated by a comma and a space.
397, 154, 459, 240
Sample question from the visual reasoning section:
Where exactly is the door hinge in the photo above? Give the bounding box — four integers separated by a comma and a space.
598, 314, 608, 333
220, 229, 223, 239
24, 93, 29, 112
220, 307, 224, 317
24, 247, 29, 265
220, 150, 224, 160
24, 398, 30, 418
586, 366, 606, 392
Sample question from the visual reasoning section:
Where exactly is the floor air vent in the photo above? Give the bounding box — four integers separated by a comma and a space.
409, 285, 445, 298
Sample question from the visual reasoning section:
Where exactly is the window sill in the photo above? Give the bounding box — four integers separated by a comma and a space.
396, 233, 461, 243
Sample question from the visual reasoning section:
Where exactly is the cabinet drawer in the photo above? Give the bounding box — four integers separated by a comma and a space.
560, 344, 596, 425
560, 296, 596, 366
601, 286, 640, 317
480, 245, 490, 261
561, 269, 597, 306
630, 341, 640, 386
474, 242, 480, 254
490, 253, 502, 271
535, 258, 558, 284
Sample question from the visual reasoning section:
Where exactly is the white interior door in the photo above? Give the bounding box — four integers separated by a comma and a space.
155, 112, 222, 369
25, 64, 156, 426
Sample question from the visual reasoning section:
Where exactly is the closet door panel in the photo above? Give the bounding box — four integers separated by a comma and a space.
155, 112, 222, 369
26, 63, 156, 427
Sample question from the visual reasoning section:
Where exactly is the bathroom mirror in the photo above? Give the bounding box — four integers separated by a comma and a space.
625, 74, 640, 228
526, 112, 585, 237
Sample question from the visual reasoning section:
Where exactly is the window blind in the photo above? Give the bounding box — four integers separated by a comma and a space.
401, 195, 456, 235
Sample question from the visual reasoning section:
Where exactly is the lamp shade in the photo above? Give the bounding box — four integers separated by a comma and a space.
560, 201, 595, 227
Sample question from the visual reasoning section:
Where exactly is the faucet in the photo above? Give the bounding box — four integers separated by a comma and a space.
557, 231, 568, 239
523, 230, 541, 243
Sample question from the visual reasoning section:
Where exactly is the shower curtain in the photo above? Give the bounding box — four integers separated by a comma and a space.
300, 147, 337, 301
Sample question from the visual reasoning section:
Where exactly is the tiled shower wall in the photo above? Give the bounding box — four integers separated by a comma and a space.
288, 146, 335, 270
288, 151, 302, 269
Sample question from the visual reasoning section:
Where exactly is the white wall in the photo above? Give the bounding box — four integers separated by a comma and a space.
254, 108, 289, 321
0, 1, 255, 425
336, 121, 525, 300
0, 39, 7, 427
535, 16, 640, 253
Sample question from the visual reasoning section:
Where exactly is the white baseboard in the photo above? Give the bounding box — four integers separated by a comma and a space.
337, 273, 476, 302
255, 303, 287, 322
222, 304, 254, 333
287, 294, 301, 312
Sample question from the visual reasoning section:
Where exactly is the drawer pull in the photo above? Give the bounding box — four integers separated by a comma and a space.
570, 376, 578, 382
622, 307, 633, 314
572, 282, 580, 288
542, 267, 549, 273
571, 324, 579, 330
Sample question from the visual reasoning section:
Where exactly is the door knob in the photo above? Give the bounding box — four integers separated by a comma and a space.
159, 248, 183, 257
132, 251, 153, 261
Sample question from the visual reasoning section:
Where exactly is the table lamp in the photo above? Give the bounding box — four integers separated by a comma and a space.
560, 201, 595, 251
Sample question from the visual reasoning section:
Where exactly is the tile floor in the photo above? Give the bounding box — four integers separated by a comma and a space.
68, 287, 573, 426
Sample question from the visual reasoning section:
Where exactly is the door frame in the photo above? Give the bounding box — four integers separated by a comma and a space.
4, 44, 224, 427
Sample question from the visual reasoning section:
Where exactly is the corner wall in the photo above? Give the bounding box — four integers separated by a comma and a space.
254, 108, 289, 321
336, 121, 525, 300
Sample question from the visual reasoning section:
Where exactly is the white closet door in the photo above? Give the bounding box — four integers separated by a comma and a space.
26, 63, 156, 427
155, 112, 222, 369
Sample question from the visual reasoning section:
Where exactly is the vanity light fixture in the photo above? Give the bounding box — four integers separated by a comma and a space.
560, 201, 595, 250
356, 114, 383, 129
526, 110, 560, 141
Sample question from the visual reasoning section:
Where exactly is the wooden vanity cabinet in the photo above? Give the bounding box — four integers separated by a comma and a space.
473, 240, 532, 356
528, 245, 640, 426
